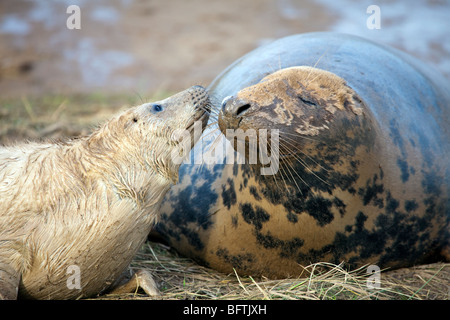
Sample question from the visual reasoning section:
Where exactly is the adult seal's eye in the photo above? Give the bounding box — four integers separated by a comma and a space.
151, 104, 163, 113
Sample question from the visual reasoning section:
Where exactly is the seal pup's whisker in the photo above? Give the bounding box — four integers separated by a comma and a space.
199, 127, 221, 153
204, 128, 222, 154
203, 121, 219, 132
132, 90, 145, 104
206, 112, 219, 123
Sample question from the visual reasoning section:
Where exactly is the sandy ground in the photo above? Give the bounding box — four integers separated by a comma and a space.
0, 0, 449, 98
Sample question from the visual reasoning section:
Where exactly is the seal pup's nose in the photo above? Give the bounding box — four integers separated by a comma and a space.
189, 85, 211, 112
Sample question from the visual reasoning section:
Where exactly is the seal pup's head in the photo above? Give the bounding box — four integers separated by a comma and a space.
84, 85, 210, 186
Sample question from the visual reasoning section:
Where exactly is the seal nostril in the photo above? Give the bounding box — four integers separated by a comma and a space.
236, 104, 251, 116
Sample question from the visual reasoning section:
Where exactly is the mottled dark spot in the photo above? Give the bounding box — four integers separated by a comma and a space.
350, 160, 359, 168
249, 186, 262, 201
389, 119, 406, 158
255, 231, 304, 258
422, 170, 441, 196
257, 112, 372, 207
355, 211, 368, 231
240, 203, 270, 230
385, 192, 399, 214
358, 174, 384, 208
333, 197, 346, 217
304, 196, 334, 226
231, 214, 238, 227
415, 129, 434, 168
348, 187, 357, 195
259, 178, 283, 204
232, 163, 239, 176
222, 178, 237, 209
424, 196, 437, 215
216, 248, 254, 271
404, 200, 419, 213
397, 158, 410, 182
286, 211, 298, 223
282, 189, 335, 227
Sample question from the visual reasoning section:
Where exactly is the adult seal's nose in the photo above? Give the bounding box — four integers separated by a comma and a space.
221, 96, 251, 118
219, 96, 251, 132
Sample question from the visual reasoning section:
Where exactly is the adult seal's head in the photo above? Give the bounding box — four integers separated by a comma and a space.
0, 85, 210, 299
219, 66, 365, 172
155, 32, 450, 278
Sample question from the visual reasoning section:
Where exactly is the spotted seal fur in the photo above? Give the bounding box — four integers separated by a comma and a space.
155, 33, 449, 278
0, 85, 210, 299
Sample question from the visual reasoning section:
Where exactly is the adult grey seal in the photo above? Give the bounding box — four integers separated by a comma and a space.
155, 32, 449, 278
0, 85, 210, 299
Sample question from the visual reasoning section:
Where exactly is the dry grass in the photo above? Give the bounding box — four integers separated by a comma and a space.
100, 241, 450, 300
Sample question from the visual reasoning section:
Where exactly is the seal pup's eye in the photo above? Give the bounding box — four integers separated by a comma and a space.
151, 104, 163, 113
133, 117, 138, 123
